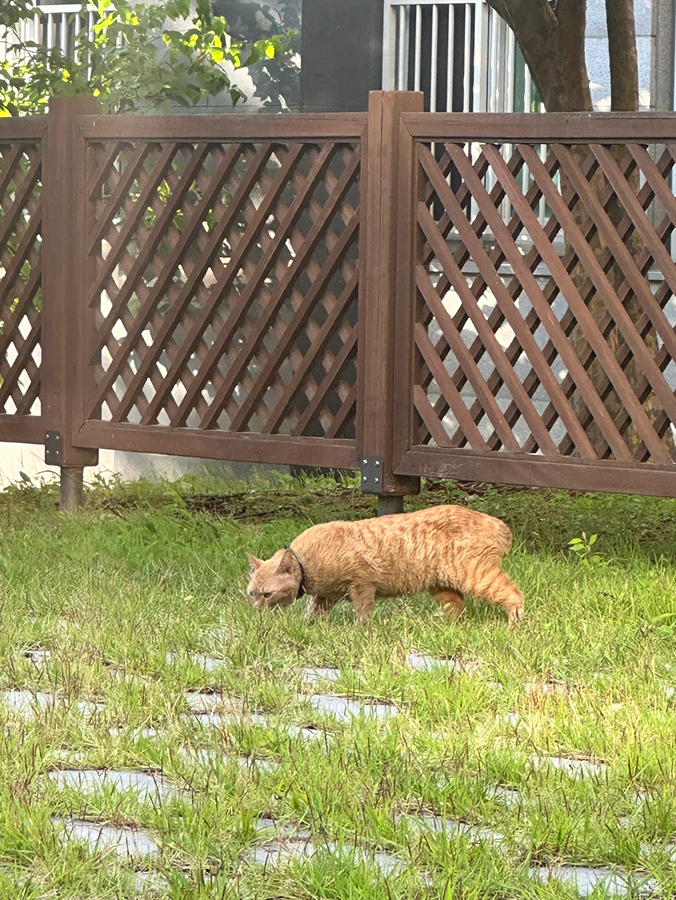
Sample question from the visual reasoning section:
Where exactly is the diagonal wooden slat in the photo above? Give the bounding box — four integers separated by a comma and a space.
89, 142, 218, 355
627, 143, 676, 228
414, 321, 490, 451
262, 272, 359, 434
87, 142, 175, 255
128, 143, 300, 425
417, 201, 560, 454
324, 384, 357, 439
420, 145, 597, 457
0, 159, 41, 262
87, 142, 273, 416
518, 144, 675, 463
0, 324, 40, 410
291, 324, 357, 437
477, 143, 638, 460
129, 142, 320, 426
88, 139, 134, 202
416, 268, 518, 450
0, 270, 41, 370
413, 384, 455, 448
542, 144, 676, 459
585, 145, 676, 361
101, 142, 264, 422
524, 147, 674, 456
0, 213, 40, 310
180, 146, 360, 429
0, 144, 24, 198
422, 147, 570, 444
228, 212, 359, 432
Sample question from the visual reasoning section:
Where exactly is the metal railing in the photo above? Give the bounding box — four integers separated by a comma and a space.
382, 0, 541, 113
0, 2, 95, 63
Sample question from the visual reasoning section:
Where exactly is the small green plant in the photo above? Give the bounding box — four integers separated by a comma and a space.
568, 531, 599, 564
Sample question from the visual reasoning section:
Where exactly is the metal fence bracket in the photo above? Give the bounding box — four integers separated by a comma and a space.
44, 431, 63, 465
360, 456, 383, 493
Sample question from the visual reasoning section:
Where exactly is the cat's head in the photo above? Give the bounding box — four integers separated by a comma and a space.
247, 548, 302, 610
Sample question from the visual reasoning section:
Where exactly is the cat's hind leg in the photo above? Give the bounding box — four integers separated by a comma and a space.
429, 587, 465, 620
468, 569, 523, 627
349, 585, 376, 623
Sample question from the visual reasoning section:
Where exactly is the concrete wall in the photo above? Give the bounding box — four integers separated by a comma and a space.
0, 444, 287, 487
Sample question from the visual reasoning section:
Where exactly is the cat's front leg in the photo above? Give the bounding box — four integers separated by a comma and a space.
303, 596, 337, 620
349, 585, 376, 622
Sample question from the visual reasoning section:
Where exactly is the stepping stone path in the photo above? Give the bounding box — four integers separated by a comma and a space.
251, 819, 406, 876
11, 641, 659, 896
407, 653, 482, 675
109, 726, 159, 739
305, 694, 397, 722
183, 691, 332, 741
530, 755, 608, 779
485, 785, 521, 808
20, 649, 52, 668
52, 817, 160, 858
397, 812, 504, 844
300, 667, 341, 685
0, 690, 104, 720
47, 768, 175, 801
179, 747, 280, 773
529, 865, 659, 898
166, 652, 226, 672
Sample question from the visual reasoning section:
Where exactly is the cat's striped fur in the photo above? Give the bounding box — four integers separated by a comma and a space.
247, 505, 523, 625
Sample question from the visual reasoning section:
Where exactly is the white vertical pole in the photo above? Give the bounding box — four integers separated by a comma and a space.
524, 63, 532, 113
430, 4, 439, 111
463, 2, 472, 111
397, 5, 410, 91
446, 4, 455, 112
74, 10, 81, 63
414, 4, 422, 91
60, 12, 67, 53
382, 0, 396, 90
505, 24, 515, 113
473, 0, 489, 112
488, 7, 498, 112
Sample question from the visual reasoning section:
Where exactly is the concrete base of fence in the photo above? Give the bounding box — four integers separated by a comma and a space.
60, 467, 84, 512
377, 495, 404, 516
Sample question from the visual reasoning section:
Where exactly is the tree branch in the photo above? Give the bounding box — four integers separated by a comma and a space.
485, 0, 592, 111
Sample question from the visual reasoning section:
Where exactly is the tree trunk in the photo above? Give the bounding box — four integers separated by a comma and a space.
485, 0, 672, 460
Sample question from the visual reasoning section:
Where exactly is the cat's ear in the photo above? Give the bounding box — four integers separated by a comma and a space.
247, 553, 263, 573
275, 548, 296, 576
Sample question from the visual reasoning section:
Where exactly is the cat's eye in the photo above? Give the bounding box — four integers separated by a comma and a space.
261, 591, 273, 599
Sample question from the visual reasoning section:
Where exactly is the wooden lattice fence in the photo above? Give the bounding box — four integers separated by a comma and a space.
4, 94, 676, 501
0, 119, 45, 444
391, 108, 676, 497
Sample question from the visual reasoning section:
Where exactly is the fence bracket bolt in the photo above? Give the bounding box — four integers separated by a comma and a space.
44, 430, 63, 465
360, 456, 383, 494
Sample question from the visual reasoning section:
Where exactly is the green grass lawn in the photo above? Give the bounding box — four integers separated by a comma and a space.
1, 473, 676, 898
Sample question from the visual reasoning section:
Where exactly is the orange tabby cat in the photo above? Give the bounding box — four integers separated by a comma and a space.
247, 505, 523, 626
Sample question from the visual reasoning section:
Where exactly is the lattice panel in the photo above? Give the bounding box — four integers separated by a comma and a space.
0, 141, 42, 418
85, 139, 360, 439
413, 139, 676, 465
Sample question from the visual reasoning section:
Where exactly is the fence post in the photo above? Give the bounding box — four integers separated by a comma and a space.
42, 96, 99, 510
359, 90, 423, 514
